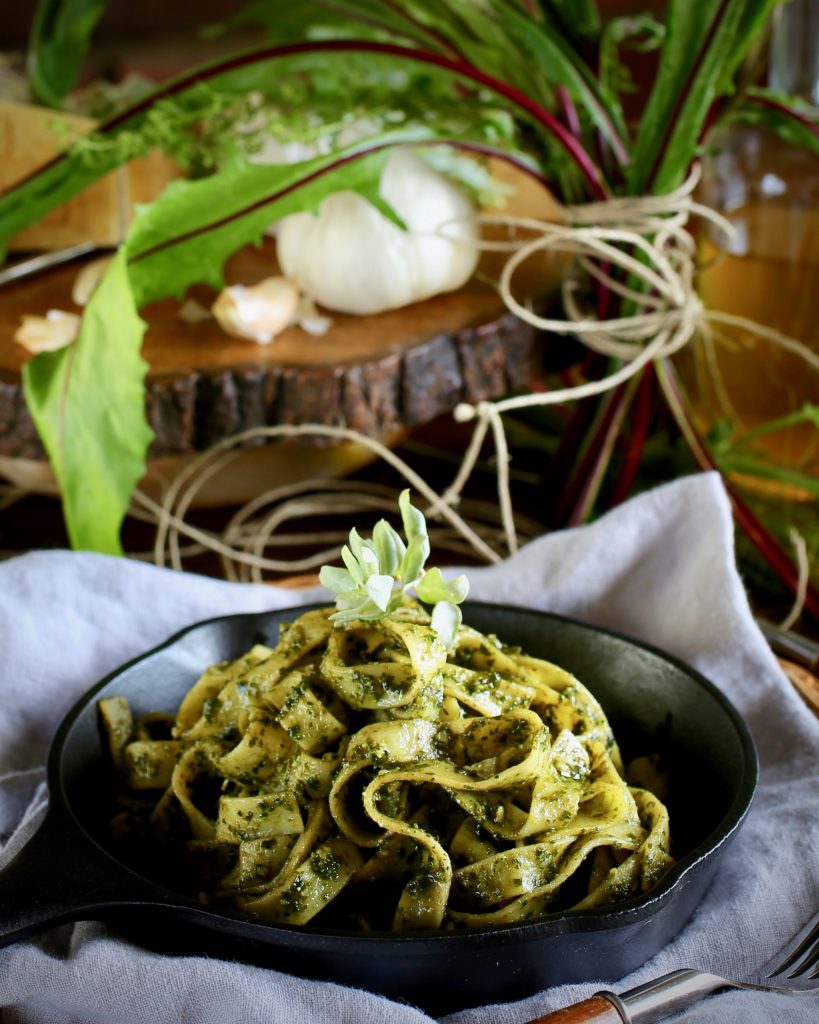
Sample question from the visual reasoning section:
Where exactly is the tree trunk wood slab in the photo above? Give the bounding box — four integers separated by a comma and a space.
0, 239, 547, 461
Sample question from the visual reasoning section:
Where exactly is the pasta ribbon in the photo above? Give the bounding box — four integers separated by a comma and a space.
102, 602, 674, 931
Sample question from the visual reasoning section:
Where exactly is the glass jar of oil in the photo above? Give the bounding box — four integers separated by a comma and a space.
683, 0, 819, 500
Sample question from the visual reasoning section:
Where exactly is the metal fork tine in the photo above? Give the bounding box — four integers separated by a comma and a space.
765, 914, 819, 979
537, 908, 819, 1022
782, 923, 819, 979
795, 938, 819, 978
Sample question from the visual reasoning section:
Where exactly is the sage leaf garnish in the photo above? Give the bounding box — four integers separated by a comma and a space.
319, 489, 469, 646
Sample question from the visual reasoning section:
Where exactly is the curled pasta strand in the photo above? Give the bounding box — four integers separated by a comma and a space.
102, 604, 674, 931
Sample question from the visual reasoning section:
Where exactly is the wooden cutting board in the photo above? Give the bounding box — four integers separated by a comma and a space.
0, 239, 553, 464
0, 159, 563, 502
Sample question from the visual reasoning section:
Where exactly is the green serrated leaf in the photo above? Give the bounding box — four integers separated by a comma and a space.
21, 249, 153, 553
126, 141, 408, 303
0, 40, 541, 261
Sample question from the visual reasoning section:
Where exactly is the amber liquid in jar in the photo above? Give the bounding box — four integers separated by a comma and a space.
685, 0, 819, 501
685, 127, 819, 500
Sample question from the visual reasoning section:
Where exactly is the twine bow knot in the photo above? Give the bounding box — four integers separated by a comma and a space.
448, 163, 817, 555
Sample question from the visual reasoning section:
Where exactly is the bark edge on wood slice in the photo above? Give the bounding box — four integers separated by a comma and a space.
0, 240, 551, 464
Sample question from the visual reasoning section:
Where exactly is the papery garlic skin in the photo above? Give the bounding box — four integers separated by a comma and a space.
72, 256, 114, 306
294, 295, 333, 336
211, 276, 299, 344
276, 149, 479, 315
177, 297, 214, 324
14, 310, 80, 353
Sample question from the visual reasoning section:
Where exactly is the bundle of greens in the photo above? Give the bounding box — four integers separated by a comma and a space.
2, 0, 817, 613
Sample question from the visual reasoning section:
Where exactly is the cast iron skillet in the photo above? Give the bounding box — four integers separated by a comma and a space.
0, 602, 757, 1014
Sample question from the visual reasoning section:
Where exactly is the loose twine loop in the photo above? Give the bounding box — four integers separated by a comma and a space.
131, 163, 814, 618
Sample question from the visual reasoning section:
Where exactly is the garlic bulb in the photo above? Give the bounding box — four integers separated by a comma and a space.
276, 149, 479, 315
211, 276, 300, 344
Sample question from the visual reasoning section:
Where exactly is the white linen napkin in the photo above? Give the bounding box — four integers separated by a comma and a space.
1, 472, 817, 1024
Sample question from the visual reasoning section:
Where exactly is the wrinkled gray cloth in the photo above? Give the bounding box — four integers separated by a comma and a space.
0, 473, 817, 1024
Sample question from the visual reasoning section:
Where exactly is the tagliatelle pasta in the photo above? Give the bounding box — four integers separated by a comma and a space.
101, 602, 674, 932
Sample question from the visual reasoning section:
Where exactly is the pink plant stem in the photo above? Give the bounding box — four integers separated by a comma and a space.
747, 93, 819, 142
128, 137, 549, 265
557, 85, 582, 138
104, 41, 610, 201
610, 364, 655, 506
567, 375, 642, 525
544, 356, 608, 526
7, 42, 608, 202
551, 378, 624, 525
314, 0, 456, 55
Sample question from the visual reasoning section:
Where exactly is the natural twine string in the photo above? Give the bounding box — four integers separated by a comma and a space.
125, 163, 815, 617
132, 425, 539, 578
782, 528, 810, 633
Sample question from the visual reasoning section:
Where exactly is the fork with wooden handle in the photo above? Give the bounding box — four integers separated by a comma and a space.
527, 906, 819, 1022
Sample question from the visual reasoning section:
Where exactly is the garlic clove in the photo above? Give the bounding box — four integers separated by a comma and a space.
72, 256, 114, 306
295, 295, 333, 337
14, 310, 81, 353
211, 276, 300, 344
178, 297, 214, 324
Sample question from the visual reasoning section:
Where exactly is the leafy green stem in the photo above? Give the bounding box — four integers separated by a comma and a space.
641, 0, 734, 192
344, 0, 465, 59
713, 453, 819, 500
745, 90, 819, 142
8, 39, 609, 203
729, 405, 819, 449
129, 135, 548, 268
27, 0, 109, 107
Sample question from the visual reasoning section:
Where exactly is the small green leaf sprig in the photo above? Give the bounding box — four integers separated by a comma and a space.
318, 490, 469, 647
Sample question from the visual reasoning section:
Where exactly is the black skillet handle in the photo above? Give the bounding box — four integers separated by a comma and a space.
0, 804, 132, 945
